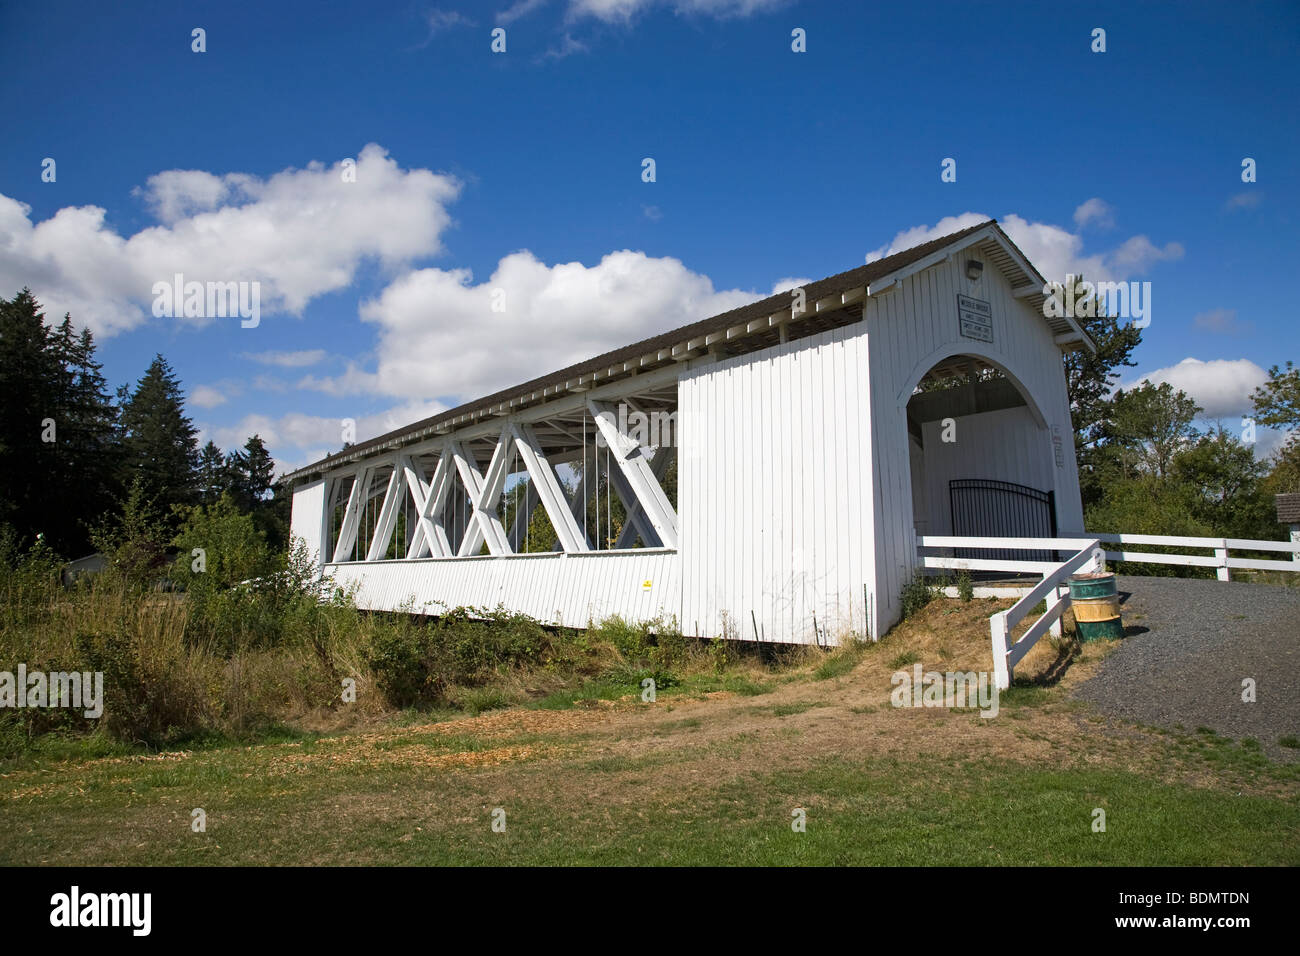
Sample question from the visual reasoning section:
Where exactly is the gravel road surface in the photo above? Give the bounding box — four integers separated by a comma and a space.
1073, 575, 1300, 761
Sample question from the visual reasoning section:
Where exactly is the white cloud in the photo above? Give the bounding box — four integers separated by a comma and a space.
567, 0, 784, 22
1073, 198, 1114, 229
426, 9, 475, 34
770, 276, 813, 295
0, 144, 460, 338
541, 32, 590, 59
300, 249, 763, 402
204, 399, 449, 476
1193, 308, 1252, 335
1131, 357, 1269, 420
1225, 191, 1261, 211
499, 0, 549, 23
863, 211, 1184, 285
190, 385, 228, 409
242, 349, 329, 368
1104, 235, 1185, 276
133, 169, 254, 225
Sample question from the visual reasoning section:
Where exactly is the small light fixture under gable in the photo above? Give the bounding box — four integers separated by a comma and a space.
965, 259, 984, 281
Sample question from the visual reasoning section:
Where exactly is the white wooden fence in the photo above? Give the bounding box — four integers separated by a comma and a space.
917, 536, 1104, 690
1094, 533, 1300, 580
917, 531, 1300, 692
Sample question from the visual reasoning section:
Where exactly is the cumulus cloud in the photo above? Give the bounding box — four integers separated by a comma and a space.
190, 385, 228, 409
770, 276, 813, 295
1073, 198, 1114, 229
133, 169, 254, 225
242, 349, 329, 368
1131, 357, 1269, 421
203, 399, 449, 477
0, 144, 460, 338
863, 211, 1184, 285
299, 249, 763, 402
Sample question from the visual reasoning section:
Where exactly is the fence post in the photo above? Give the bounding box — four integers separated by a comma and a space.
990, 614, 1010, 690
1215, 540, 1230, 581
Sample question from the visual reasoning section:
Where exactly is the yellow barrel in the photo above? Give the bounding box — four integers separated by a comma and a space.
1070, 595, 1124, 640
1072, 595, 1121, 622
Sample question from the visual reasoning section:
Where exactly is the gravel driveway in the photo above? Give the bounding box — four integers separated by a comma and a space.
1073, 575, 1300, 761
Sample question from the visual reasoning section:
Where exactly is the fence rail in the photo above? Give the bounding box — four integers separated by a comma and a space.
917, 531, 1300, 692
918, 535, 1103, 690
1094, 533, 1300, 579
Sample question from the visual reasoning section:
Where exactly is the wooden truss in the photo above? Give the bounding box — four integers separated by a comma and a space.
320, 383, 679, 562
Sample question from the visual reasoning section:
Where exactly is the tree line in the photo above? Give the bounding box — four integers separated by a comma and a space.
0, 289, 287, 561
1064, 282, 1298, 542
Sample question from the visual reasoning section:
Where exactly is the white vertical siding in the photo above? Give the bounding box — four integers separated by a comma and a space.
678, 323, 874, 645
290, 479, 328, 568
866, 249, 1083, 634
323, 549, 681, 629
919, 406, 1055, 535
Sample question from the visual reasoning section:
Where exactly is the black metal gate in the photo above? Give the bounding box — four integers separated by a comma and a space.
949, 479, 1057, 565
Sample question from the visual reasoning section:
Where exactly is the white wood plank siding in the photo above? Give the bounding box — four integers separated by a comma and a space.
866, 247, 1083, 636
919, 406, 1055, 535
323, 550, 681, 629
289, 478, 329, 570
679, 322, 874, 645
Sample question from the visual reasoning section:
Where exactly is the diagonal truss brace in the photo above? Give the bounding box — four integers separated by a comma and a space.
614, 445, 673, 548
403, 452, 454, 558
587, 399, 679, 550
508, 422, 589, 553
452, 433, 512, 556
365, 464, 406, 561
332, 465, 373, 563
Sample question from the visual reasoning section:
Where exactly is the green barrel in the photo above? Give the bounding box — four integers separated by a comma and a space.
1067, 573, 1124, 641
1067, 573, 1118, 601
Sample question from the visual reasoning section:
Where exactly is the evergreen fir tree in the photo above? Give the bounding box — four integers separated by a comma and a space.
118, 354, 199, 525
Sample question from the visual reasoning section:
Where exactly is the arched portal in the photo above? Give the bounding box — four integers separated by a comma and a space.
904, 352, 1058, 542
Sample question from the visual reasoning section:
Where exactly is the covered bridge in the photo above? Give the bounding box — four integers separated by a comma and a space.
286, 220, 1092, 642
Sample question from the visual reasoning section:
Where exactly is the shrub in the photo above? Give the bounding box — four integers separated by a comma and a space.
590, 614, 687, 669
74, 626, 212, 747
366, 606, 555, 709
900, 570, 934, 619
956, 570, 974, 602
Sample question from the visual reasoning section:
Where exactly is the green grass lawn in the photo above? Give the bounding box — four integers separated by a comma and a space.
3, 598, 1297, 867
3, 712, 1297, 866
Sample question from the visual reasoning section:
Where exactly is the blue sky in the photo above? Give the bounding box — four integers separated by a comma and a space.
1, 0, 1296, 471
